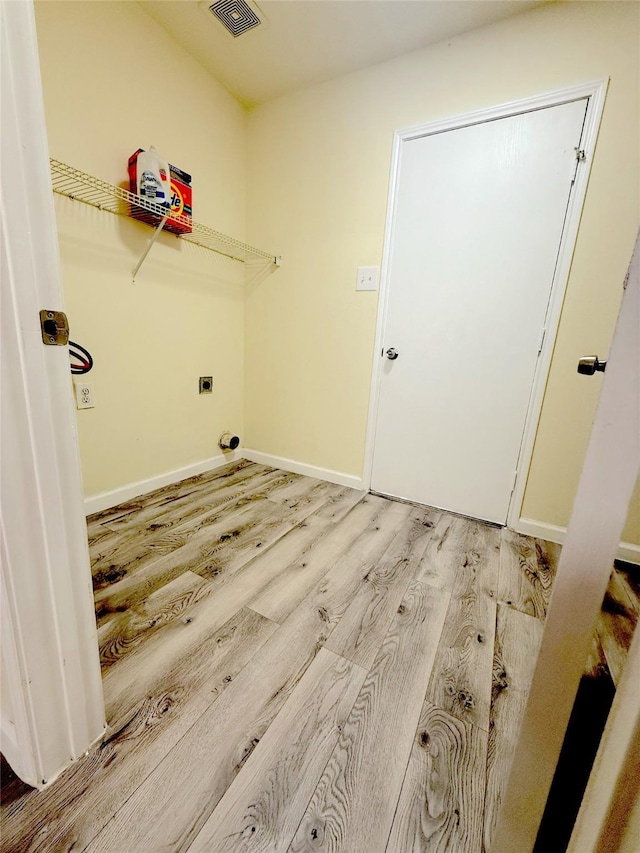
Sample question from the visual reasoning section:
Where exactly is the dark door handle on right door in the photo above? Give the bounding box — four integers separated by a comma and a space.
577, 355, 607, 375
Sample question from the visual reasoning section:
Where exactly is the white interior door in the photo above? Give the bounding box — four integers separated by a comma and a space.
371, 99, 588, 523
1, 0, 104, 788
494, 230, 639, 852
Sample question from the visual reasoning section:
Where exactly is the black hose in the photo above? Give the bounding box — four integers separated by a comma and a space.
69, 339, 94, 374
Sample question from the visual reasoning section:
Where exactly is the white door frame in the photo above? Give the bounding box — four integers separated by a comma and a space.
1, 0, 105, 788
568, 613, 640, 852
493, 228, 640, 851
363, 81, 608, 527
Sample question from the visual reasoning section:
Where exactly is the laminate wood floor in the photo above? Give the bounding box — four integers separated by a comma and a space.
1, 461, 636, 852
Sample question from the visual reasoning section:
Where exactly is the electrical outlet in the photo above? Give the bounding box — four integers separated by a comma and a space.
356, 266, 379, 291
199, 376, 213, 394
74, 383, 95, 409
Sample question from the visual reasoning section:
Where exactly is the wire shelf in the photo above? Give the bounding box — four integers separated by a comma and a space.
49, 158, 279, 267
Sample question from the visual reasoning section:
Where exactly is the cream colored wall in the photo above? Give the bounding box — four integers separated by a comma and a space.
35, 0, 639, 542
35, 1, 247, 498
245, 0, 639, 544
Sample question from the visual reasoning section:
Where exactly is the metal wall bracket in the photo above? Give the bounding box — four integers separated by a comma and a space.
39, 310, 69, 345
132, 210, 170, 283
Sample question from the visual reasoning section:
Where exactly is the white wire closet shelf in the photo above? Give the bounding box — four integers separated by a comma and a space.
49, 158, 280, 277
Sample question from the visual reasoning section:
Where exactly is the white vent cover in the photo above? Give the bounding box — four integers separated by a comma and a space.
209, 0, 262, 37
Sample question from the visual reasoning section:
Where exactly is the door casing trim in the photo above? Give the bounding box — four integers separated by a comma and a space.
1, 0, 106, 788
362, 80, 608, 528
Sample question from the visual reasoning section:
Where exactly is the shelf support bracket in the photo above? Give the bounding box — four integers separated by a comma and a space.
132, 210, 170, 283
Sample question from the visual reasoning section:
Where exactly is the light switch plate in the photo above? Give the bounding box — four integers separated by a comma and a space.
356, 266, 379, 291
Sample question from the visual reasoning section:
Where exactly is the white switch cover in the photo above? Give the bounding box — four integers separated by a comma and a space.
356, 266, 379, 291
74, 382, 95, 409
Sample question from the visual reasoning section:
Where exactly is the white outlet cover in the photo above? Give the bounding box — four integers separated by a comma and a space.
74, 382, 95, 409
356, 266, 379, 291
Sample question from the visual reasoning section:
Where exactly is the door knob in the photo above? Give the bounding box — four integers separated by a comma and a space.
577, 355, 607, 375
386, 347, 399, 360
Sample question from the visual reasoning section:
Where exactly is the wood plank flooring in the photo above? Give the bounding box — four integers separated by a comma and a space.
1, 460, 637, 853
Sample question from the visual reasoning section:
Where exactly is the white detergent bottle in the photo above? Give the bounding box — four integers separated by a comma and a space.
135, 145, 171, 210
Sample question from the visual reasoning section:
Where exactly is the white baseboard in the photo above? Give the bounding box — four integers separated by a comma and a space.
241, 448, 364, 491
513, 517, 640, 566
84, 454, 639, 565
84, 448, 364, 515
84, 450, 242, 515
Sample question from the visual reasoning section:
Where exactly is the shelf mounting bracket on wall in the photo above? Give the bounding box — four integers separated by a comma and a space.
49, 159, 281, 281
132, 210, 170, 282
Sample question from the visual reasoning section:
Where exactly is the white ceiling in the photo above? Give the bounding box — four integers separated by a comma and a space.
139, 0, 547, 108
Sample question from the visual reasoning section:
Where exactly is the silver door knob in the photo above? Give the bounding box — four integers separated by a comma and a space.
386, 347, 399, 360
577, 355, 607, 375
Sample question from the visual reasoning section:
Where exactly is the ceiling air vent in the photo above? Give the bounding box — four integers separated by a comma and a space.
209, 0, 262, 37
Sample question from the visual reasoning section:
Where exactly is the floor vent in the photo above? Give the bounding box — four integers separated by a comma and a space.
209, 0, 262, 37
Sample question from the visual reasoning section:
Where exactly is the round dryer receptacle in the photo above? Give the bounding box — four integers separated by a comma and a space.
219, 432, 240, 451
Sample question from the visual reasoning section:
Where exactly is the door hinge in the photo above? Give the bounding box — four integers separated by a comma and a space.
510, 469, 519, 498
40, 310, 69, 345
571, 148, 587, 185
538, 327, 546, 354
